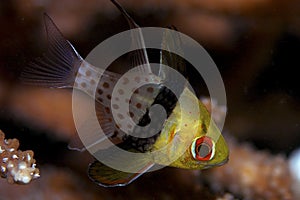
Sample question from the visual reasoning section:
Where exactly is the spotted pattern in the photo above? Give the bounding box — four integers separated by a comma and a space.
75, 61, 180, 151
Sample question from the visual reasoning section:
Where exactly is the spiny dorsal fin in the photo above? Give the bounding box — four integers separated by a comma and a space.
20, 13, 82, 88
111, 0, 151, 74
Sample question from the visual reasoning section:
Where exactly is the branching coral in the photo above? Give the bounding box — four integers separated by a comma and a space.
216, 193, 237, 200
203, 136, 294, 200
201, 97, 294, 199
0, 130, 40, 184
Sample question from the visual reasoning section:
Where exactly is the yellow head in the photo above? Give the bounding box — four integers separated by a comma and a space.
152, 87, 229, 170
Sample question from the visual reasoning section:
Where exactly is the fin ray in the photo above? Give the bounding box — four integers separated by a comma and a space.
20, 13, 82, 88
159, 26, 187, 80
88, 155, 154, 187
111, 0, 151, 74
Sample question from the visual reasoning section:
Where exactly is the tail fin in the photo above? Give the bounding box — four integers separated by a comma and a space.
20, 13, 82, 88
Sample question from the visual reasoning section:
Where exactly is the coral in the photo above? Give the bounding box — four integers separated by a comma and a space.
203, 136, 294, 200
0, 166, 109, 200
215, 193, 237, 200
0, 130, 39, 184
289, 148, 300, 198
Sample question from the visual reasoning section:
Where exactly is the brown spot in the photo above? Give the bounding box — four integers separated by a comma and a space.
112, 104, 119, 109
147, 87, 154, 93
134, 76, 140, 83
97, 89, 103, 95
90, 79, 96, 85
136, 103, 142, 109
105, 107, 110, 114
123, 77, 129, 84
118, 89, 124, 95
129, 112, 134, 118
145, 78, 149, 82
127, 124, 132, 129
81, 82, 86, 88
117, 113, 124, 119
107, 94, 111, 100
133, 89, 139, 94
108, 118, 113, 122
85, 70, 91, 76
103, 82, 109, 88
115, 97, 119, 101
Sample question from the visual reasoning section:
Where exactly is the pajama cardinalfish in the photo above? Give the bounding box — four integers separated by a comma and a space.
20, 0, 229, 187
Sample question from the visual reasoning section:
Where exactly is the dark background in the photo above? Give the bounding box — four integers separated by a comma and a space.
0, 0, 299, 199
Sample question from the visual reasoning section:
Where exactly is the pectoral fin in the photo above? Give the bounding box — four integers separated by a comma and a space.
88, 160, 154, 187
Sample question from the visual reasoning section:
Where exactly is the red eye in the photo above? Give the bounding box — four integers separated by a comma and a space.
191, 136, 214, 161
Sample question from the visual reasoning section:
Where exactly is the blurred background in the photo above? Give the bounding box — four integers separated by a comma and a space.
0, 0, 300, 199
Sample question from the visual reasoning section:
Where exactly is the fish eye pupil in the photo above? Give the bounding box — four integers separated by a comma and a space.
191, 136, 214, 161
197, 143, 211, 158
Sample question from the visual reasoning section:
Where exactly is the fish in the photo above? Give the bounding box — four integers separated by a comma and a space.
20, 0, 229, 187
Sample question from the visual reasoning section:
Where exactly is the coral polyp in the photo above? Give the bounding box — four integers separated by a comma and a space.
0, 130, 40, 184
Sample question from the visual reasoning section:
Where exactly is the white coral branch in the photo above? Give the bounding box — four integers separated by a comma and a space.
0, 130, 40, 184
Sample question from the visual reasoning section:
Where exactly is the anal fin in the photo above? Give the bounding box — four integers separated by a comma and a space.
68, 133, 85, 152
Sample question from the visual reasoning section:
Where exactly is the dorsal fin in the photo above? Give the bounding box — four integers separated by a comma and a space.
160, 26, 187, 80
111, 0, 151, 74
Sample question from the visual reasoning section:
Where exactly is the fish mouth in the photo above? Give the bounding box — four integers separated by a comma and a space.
202, 157, 229, 169
215, 157, 229, 166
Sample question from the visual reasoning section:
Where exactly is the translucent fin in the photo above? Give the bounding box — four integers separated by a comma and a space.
68, 133, 85, 152
156, 26, 188, 100
20, 13, 82, 88
88, 160, 153, 187
159, 26, 187, 80
110, 0, 163, 128
111, 0, 151, 74
88, 144, 154, 187
95, 101, 126, 145
69, 99, 125, 152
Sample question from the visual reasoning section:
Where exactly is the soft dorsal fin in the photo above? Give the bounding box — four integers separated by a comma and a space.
20, 13, 82, 88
